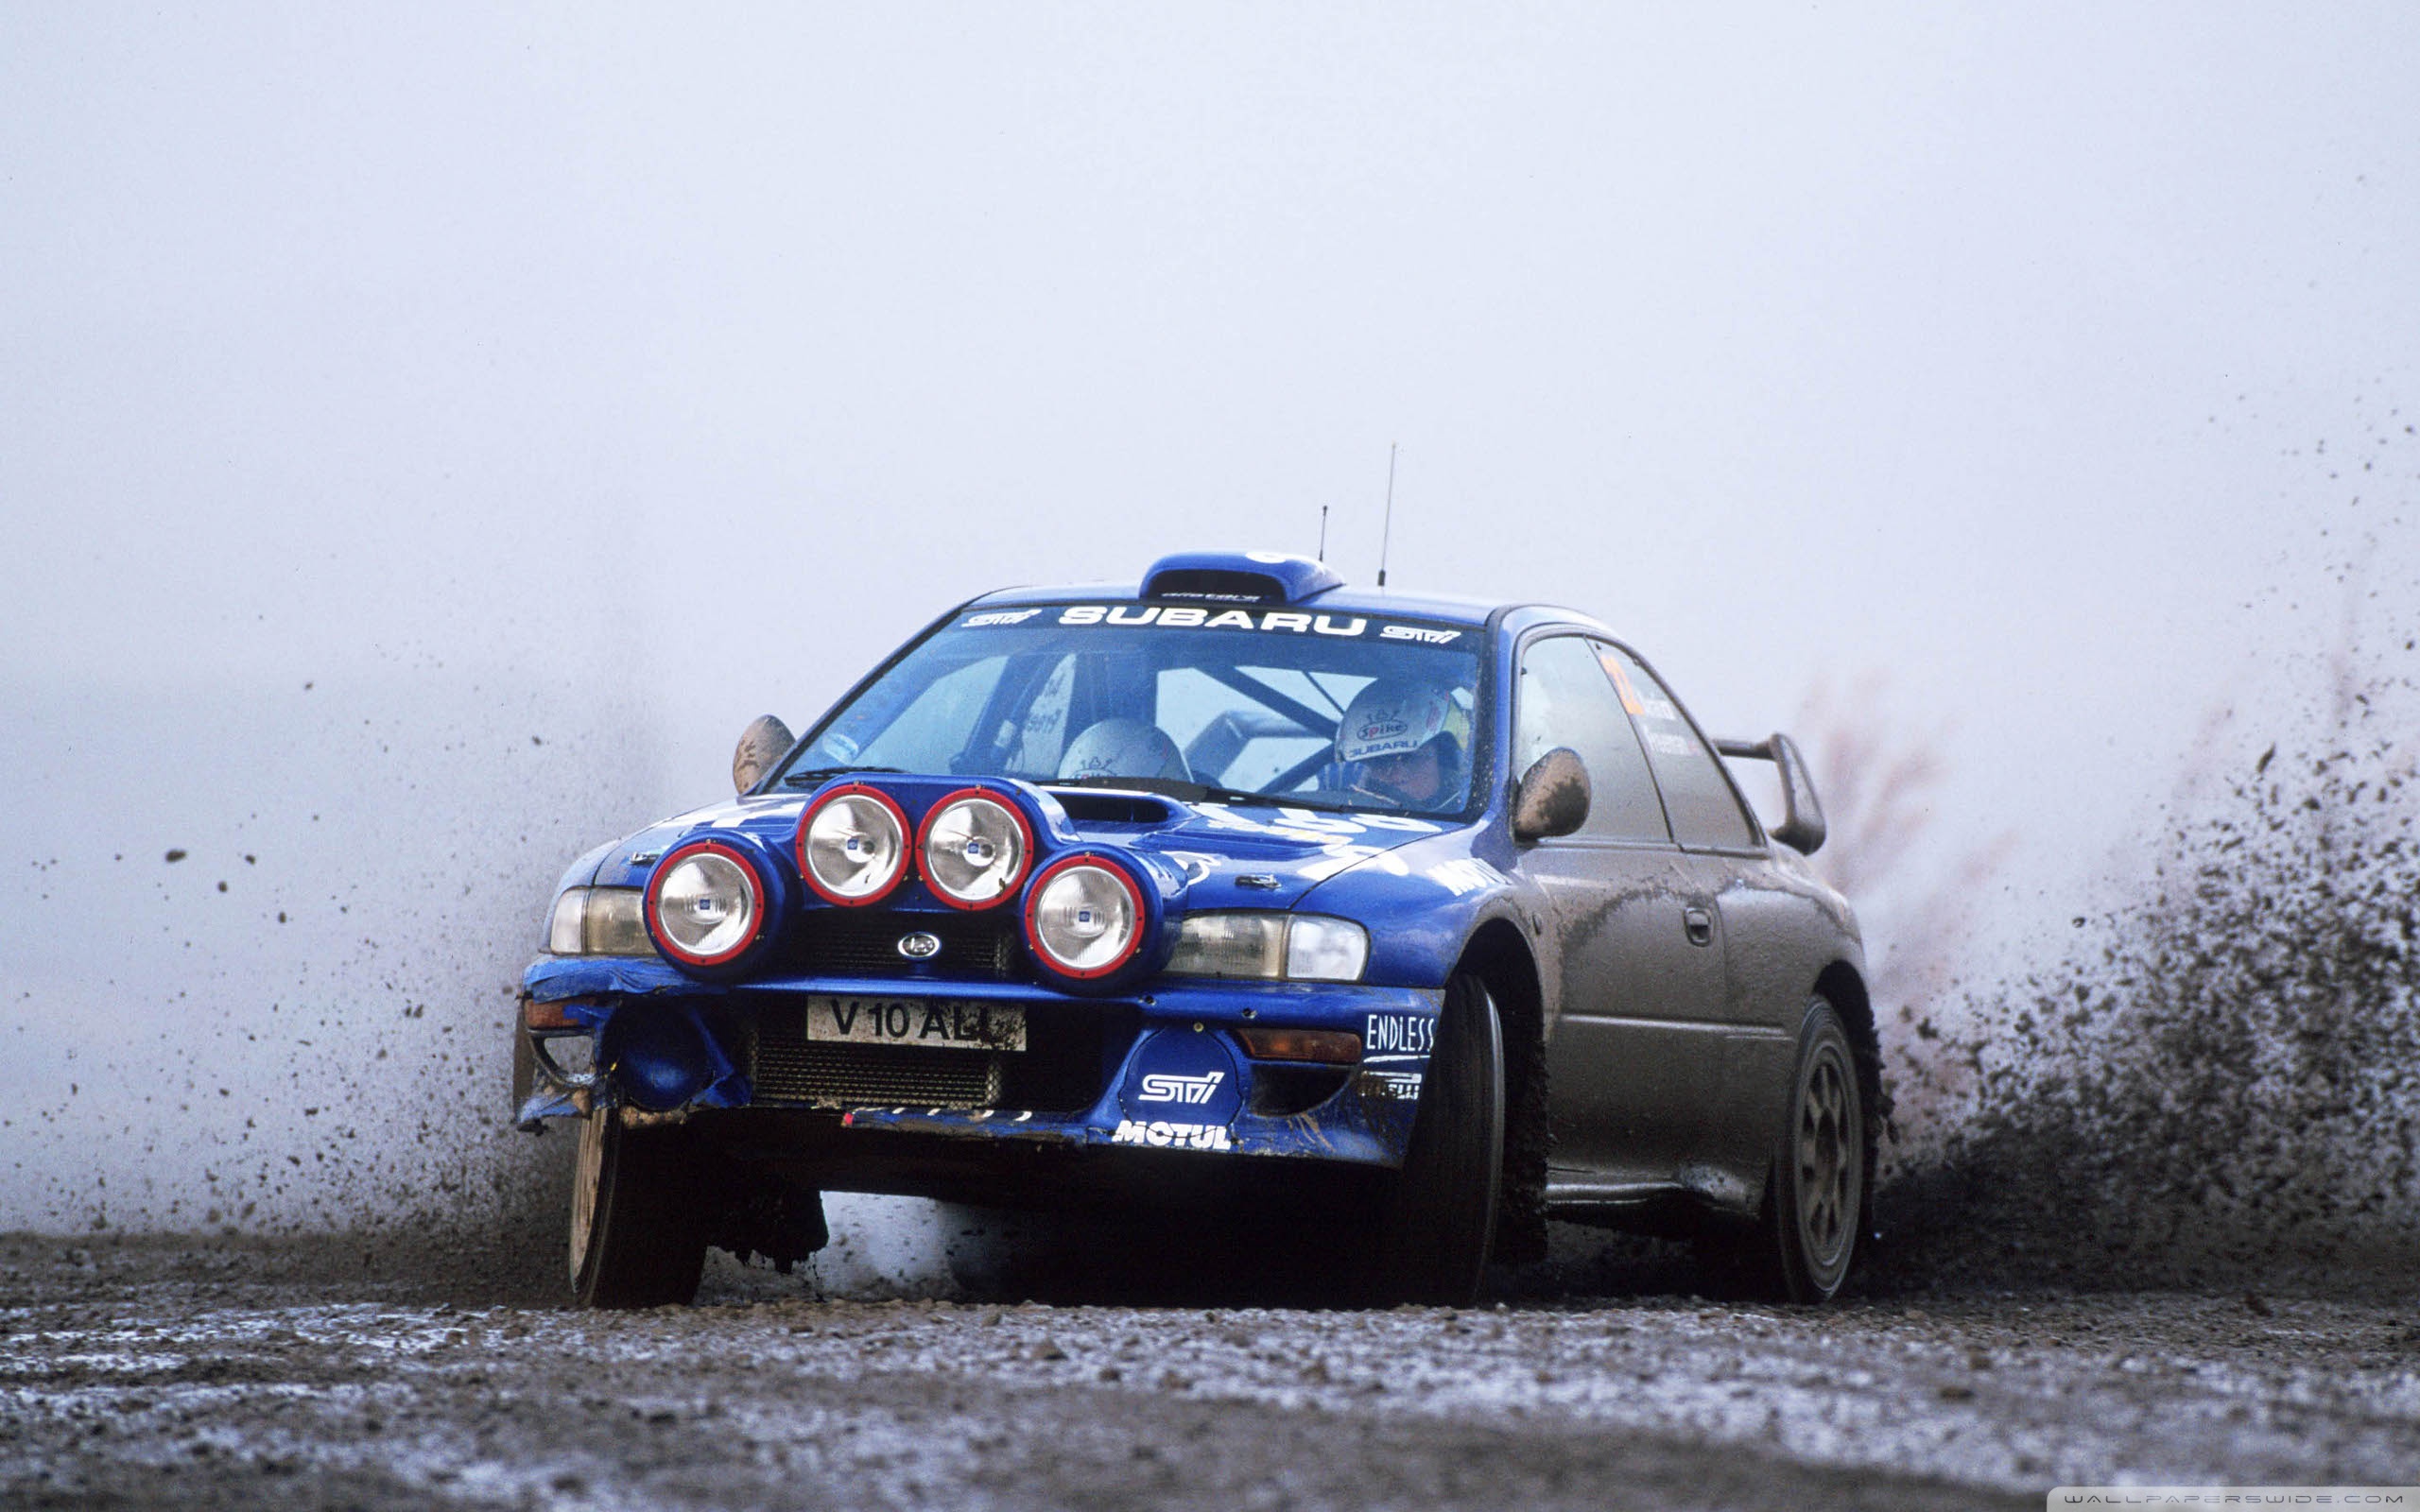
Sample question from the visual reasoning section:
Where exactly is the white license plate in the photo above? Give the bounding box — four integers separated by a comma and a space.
803, 996, 1026, 1053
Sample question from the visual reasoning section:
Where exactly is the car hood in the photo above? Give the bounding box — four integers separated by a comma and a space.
579, 786, 1455, 911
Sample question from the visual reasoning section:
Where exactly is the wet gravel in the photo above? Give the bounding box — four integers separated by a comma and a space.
4, 1234, 2414, 1510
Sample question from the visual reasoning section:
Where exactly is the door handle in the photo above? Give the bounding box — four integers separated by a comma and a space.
1683, 907, 1714, 947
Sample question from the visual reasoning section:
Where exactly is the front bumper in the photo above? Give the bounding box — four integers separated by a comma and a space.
516, 954, 1441, 1175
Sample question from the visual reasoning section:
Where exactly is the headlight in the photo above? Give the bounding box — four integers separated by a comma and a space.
918, 790, 1032, 909
646, 841, 766, 967
798, 785, 910, 905
1166, 913, 1286, 977
1166, 912, 1369, 983
547, 888, 586, 954
544, 887, 656, 957
1283, 916, 1370, 982
1024, 857, 1144, 978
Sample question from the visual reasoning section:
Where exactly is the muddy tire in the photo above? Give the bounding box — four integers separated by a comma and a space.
1371, 972, 1504, 1306
1739, 998, 1866, 1303
568, 1108, 707, 1309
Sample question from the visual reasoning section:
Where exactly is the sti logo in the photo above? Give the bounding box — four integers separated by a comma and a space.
1137, 1071, 1226, 1106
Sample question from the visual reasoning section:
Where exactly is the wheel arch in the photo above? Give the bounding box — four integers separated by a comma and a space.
1455, 917, 1548, 1265
1812, 958, 1886, 1243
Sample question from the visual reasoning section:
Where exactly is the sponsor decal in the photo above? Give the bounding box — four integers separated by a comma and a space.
1425, 858, 1504, 898
1162, 850, 1222, 885
1051, 605, 1382, 638
1118, 1027, 1244, 1127
1360, 1070, 1424, 1101
961, 609, 1042, 627
1594, 646, 1682, 723
1599, 651, 1648, 715
1181, 803, 1440, 884
1379, 625, 1462, 644
1137, 1070, 1226, 1105
1112, 1119, 1235, 1151
1363, 1012, 1436, 1061
1647, 731, 1695, 756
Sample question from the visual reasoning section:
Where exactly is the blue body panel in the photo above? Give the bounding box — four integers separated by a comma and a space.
521, 780, 1495, 1171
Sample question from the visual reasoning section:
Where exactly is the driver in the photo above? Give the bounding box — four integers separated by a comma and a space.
1335, 679, 1469, 809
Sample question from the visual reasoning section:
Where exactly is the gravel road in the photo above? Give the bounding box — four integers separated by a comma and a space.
5, 1232, 2414, 1511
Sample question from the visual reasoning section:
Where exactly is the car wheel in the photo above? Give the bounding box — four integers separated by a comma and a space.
1745, 998, 1866, 1302
1372, 972, 1504, 1306
568, 1108, 707, 1309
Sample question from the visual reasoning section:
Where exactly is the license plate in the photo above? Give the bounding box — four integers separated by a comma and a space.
803, 996, 1026, 1053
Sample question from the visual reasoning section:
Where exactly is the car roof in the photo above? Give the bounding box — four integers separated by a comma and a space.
963, 549, 1616, 635
965, 578, 1504, 627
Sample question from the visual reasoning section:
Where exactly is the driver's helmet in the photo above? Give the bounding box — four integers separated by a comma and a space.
1336, 679, 1470, 802
1058, 717, 1191, 784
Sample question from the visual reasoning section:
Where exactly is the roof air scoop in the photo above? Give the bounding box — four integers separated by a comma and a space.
1139, 551, 1344, 606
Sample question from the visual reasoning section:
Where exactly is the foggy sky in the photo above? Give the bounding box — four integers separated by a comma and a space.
4, 4, 2416, 1231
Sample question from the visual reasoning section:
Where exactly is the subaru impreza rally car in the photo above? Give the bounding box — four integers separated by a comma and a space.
515, 550, 1877, 1308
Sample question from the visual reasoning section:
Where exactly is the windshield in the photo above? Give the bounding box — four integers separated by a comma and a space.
777, 602, 1487, 818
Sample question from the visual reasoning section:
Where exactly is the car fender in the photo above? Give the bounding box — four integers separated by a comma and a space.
1291, 825, 1557, 1013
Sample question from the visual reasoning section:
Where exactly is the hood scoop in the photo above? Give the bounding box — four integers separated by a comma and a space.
1045, 788, 1179, 826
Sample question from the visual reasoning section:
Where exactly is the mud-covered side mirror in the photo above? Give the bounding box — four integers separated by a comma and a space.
1512, 747, 1591, 842
1714, 730, 1827, 854
732, 714, 796, 794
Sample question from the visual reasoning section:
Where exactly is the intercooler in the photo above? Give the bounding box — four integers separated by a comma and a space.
752, 1038, 1005, 1109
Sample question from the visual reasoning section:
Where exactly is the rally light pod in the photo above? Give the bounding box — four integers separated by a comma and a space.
797, 782, 913, 906
641, 833, 789, 974
1019, 846, 1185, 991
916, 786, 1036, 910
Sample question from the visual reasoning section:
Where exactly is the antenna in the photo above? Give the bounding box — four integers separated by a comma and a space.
1377, 442, 1397, 589
1318, 504, 1328, 562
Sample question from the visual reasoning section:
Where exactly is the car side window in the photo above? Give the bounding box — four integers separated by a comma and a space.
1512, 635, 1671, 842
1592, 644, 1759, 850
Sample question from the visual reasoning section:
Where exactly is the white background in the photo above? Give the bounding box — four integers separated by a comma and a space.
3, 4, 2415, 1237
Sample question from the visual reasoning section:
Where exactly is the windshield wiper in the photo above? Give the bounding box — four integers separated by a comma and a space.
1049, 775, 1367, 816
779, 765, 906, 788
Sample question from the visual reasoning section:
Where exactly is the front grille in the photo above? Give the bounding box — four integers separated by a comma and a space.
785, 910, 1025, 981
753, 1040, 1003, 1108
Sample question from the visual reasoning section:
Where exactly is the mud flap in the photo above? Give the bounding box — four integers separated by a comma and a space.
710, 1177, 831, 1273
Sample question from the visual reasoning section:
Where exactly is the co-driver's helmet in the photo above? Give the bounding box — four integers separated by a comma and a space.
1058, 717, 1191, 784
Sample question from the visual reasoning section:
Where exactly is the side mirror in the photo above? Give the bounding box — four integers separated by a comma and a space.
1512, 747, 1591, 842
732, 714, 796, 794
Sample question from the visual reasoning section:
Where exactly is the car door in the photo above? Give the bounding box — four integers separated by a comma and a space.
1596, 640, 1791, 1207
1515, 633, 1730, 1188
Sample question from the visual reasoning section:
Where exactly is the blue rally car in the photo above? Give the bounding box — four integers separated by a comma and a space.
515, 551, 1876, 1308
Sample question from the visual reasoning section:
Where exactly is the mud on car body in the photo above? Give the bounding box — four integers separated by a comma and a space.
515, 550, 1879, 1308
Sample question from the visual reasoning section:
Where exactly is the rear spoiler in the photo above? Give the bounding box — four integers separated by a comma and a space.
1714, 733, 1827, 855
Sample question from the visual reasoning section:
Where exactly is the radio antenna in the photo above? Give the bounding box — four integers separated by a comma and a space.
1376, 442, 1397, 589
1318, 504, 1328, 561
